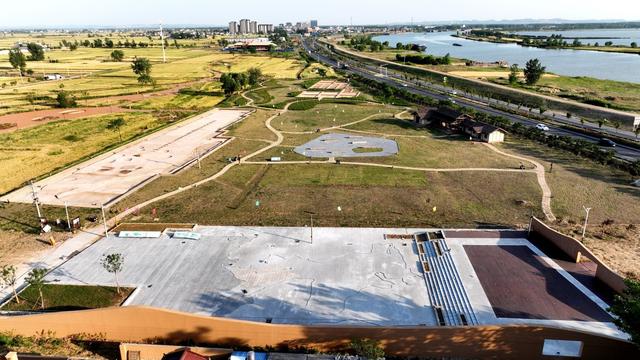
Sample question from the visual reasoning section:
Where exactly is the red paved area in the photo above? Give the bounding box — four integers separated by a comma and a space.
464, 245, 612, 322
0, 106, 131, 132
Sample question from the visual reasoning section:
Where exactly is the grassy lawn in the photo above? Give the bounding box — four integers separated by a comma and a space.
125, 163, 542, 227
273, 102, 397, 132
1, 284, 133, 311
353, 147, 384, 153
299, 63, 336, 79
0, 111, 178, 194
499, 138, 640, 224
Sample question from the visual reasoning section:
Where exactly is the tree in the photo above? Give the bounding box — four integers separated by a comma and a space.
56, 91, 77, 108
101, 253, 125, 294
106, 117, 126, 141
110, 49, 124, 62
317, 68, 327, 77
247, 67, 262, 86
220, 73, 241, 95
25, 268, 47, 310
1, 265, 19, 304
8, 49, 27, 75
523, 58, 546, 85
632, 42, 638, 48
610, 278, 640, 347
598, 118, 608, 129
26, 43, 45, 61
508, 64, 519, 85
349, 338, 385, 359
131, 57, 154, 85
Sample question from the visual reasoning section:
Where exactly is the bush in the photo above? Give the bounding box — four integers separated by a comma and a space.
56, 91, 77, 108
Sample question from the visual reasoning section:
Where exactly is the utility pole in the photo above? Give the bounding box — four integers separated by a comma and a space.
310, 214, 314, 245
101, 204, 109, 238
30, 181, 42, 219
160, 22, 167, 63
64, 201, 71, 232
581, 206, 591, 239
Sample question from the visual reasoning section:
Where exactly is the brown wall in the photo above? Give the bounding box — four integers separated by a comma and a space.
530, 217, 627, 294
0, 306, 637, 360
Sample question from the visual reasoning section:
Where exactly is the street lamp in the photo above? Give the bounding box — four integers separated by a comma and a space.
581, 206, 591, 239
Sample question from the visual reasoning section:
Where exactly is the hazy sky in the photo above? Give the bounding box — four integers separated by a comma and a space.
1, 0, 638, 27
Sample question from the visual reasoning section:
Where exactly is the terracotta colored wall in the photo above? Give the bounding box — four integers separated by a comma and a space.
530, 217, 627, 294
0, 306, 637, 360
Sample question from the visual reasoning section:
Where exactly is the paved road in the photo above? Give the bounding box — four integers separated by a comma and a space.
302, 39, 640, 162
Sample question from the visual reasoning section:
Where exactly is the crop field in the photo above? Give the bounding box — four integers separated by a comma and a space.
209, 53, 305, 78
0, 111, 173, 194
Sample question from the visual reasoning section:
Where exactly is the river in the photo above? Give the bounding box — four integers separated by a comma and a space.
373, 31, 640, 83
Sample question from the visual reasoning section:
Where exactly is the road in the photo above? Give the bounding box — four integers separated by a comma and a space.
302, 39, 640, 162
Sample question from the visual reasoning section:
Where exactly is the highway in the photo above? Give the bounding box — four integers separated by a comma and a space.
302, 38, 640, 162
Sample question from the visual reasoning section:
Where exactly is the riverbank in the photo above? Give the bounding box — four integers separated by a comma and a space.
453, 33, 640, 55
339, 45, 640, 114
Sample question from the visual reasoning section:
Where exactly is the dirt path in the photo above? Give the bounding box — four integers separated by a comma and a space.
0, 106, 134, 132
483, 143, 556, 222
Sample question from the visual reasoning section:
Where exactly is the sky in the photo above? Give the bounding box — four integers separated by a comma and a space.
0, 0, 638, 27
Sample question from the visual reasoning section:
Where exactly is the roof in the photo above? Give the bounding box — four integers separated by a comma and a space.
461, 119, 504, 135
415, 106, 435, 120
435, 107, 465, 121
162, 348, 209, 360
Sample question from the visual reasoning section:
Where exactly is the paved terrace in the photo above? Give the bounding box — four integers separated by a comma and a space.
2, 109, 250, 207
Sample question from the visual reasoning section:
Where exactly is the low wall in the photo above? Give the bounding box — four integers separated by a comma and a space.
529, 217, 627, 294
0, 306, 637, 360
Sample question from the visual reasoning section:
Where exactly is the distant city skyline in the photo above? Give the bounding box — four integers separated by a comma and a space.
0, 0, 638, 28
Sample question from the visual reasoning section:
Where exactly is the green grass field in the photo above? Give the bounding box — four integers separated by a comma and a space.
1, 284, 133, 311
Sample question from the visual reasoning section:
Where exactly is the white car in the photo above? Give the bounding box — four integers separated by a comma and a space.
536, 123, 550, 131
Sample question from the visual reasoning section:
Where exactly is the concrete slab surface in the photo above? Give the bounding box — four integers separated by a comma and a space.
46, 226, 436, 326
2, 109, 249, 207
294, 133, 398, 158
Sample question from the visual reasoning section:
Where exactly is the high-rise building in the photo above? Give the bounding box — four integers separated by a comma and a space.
258, 24, 274, 34
228, 21, 238, 35
239, 19, 250, 34
249, 21, 258, 34
310, 20, 318, 28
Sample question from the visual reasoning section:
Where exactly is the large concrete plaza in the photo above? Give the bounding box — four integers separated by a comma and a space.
42, 226, 624, 338
2, 109, 250, 208
294, 133, 399, 158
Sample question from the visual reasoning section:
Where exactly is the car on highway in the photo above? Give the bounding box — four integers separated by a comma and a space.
535, 124, 550, 131
599, 138, 617, 147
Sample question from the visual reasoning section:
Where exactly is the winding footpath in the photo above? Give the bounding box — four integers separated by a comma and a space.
1, 95, 556, 304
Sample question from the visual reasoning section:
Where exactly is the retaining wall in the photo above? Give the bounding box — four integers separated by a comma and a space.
0, 306, 637, 360
529, 217, 627, 294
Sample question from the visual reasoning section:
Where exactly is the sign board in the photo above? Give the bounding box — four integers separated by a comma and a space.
42, 224, 52, 233
173, 231, 201, 240
118, 231, 162, 238
542, 339, 583, 357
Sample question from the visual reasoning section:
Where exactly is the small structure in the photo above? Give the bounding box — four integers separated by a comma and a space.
44, 74, 63, 81
225, 38, 275, 52
415, 106, 505, 143
162, 348, 209, 360
460, 119, 506, 143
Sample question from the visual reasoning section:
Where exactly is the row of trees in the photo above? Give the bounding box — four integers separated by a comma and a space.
59, 38, 160, 50
220, 68, 262, 95
341, 35, 389, 52
397, 53, 451, 65
7, 43, 45, 75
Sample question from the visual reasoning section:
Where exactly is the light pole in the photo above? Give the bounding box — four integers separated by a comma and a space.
30, 181, 42, 219
101, 204, 109, 238
581, 206, 591, 239
64, 201, 71, 232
